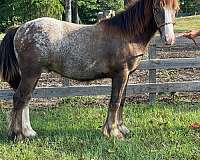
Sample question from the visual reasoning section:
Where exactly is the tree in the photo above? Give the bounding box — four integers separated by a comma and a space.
72, 0, 79, 23
64, 0, 72, 22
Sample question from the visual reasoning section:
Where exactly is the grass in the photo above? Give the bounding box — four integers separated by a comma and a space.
0, 97, 200, 159
175, 15, 200, 32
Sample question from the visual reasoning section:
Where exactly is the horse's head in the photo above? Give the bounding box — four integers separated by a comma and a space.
153, 0, 179, 45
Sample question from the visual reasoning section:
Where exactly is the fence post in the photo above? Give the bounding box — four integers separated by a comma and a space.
148, 41, 157, 103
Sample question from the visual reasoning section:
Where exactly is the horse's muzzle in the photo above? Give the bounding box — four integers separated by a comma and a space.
163, 34, 175, 45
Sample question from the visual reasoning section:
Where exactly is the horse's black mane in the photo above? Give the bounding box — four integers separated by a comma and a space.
100, 0, 179, 37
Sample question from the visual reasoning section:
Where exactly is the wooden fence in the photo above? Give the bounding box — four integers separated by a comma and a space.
0, 37, 200, 102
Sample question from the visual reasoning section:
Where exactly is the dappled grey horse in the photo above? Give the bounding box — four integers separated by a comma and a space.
0, 0, 179, 140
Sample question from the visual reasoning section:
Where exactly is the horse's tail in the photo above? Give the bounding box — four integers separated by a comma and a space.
0, 26, 21, 90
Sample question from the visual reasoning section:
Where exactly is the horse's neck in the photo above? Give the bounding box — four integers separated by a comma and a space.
113, 0, 157, 46
99, 0, 158, 46
140, 21, 157, 46
131, 12, 157, 46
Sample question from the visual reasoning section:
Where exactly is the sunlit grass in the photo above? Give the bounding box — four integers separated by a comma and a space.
175, 15, 200, 32
0, 97, 200, 159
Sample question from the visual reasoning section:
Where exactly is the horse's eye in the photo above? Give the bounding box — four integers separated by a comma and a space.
154, 7, 160, 13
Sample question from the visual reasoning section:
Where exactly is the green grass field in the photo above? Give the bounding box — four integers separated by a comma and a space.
0, 97, 200, 159
175, 15, 200, 32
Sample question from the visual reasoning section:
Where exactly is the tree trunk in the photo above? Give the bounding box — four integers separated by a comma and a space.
72, 0, 79, 24
65, 0, 72, 22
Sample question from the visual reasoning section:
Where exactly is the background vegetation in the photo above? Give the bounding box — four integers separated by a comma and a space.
175, 15, 200, 32
179, 0, 200, 16
0, 0, 199, 32
0, 0, 64, 32
0, 0, 124, 32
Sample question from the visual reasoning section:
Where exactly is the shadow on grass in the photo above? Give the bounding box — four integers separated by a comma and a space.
37, 127, 103, 140
0, 126, 103, 144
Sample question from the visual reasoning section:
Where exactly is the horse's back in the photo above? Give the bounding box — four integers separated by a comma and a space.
14, 17, 89, 51
14, 17, 95, 60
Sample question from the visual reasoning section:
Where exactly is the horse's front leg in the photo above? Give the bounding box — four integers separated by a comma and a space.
102, 70, 129, 139
117, 82, 130, 135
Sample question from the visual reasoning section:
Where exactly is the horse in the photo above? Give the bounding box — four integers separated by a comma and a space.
0, 0, 179, 140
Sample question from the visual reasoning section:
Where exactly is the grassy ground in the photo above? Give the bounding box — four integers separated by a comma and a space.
0, 97, 200, 159
175, 15, 200, 32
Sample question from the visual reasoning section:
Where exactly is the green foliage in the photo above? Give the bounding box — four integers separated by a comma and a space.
0, 33, 4, 40
0, 0, 64, 32
77, 0, 97, 23
77, 0, 124, 24
0, 0, 123, 30
179, 0, 200, 16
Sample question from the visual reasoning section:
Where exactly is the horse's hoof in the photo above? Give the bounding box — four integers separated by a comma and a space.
8, 129, 37, 141
23, 128, 37, 138
118, 124, 130, 135
8, 131, 25, 141
101, 123, 110, 138
110, 128, 124, 139
101, 122, 124, 139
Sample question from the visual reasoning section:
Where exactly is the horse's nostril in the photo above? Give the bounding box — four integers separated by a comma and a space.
164, 34, 175, 45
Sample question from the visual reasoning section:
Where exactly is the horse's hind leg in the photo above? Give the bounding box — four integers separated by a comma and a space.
102, 70, 129, 139
8, 72, 41, 140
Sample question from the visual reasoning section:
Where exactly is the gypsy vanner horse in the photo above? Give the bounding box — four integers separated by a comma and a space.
0, 0, 179, 140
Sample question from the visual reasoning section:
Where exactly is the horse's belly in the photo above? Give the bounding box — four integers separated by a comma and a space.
61, 62, 109, 80
61, 70, 107, 81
